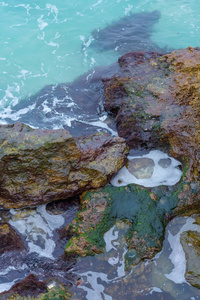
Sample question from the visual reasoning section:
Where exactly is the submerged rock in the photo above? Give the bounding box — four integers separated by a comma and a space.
126, 157, 155, 179
158, 158, 171, 168
85, 10, 167, 55
103, 47, 200, 214
0, 122, 128, 209
9, 63, 119, 136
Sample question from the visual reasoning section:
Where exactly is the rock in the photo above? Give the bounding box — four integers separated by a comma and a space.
64, 184, 174, 268
0, 222, 25, 254
158, 158, 171, 168
0, 122, 128, 209
85, 10, 167, 55
180, 230, 200, 288
0, 274, 47, 299
126, 157, 155, 179
103, 48, 200, 214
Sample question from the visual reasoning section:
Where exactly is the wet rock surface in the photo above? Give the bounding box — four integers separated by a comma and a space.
103, 47, 200, 214
63, 47, 200, 275
180, 230, 200, 288
1, 46, 200, 298
0, 122, 128, 209
0, 274, 47, 299
64, 184, 179, 268
0, 222, 25, 254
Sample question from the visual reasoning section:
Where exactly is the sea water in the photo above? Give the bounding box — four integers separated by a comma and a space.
0, 0, 200, 127
0, 0, 200, 298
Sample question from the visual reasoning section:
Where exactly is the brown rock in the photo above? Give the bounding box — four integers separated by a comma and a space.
180, 230, 200, 288
0, 222, 25, 254
103, 47, 200, 213
0, 122, 128, 209
0, 274, 47, 299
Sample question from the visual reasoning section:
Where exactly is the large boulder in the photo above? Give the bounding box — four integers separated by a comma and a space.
64, 184, 178, 268
63, 47, 200, 269
0, 122, 128, 209
103, 47, 200, 214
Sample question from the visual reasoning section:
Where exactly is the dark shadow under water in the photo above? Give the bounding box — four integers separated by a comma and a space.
4, 10, 172, 138
85, 10, 170, 55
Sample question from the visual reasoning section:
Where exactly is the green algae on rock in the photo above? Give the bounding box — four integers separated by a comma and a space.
103, 47, 200, 215
0, 122, 128, 209
64, 184, 181, 268
0, 278, 72, 300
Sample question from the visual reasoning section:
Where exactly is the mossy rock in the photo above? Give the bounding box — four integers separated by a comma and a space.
64, 182, 183, 268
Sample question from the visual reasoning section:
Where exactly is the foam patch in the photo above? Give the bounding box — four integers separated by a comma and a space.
9, 204, 64, 259
110, 150, 182, 187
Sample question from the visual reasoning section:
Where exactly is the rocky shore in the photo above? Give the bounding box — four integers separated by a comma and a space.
0, 47, 199, 298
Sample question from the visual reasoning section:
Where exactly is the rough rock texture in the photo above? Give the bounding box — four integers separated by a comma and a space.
103, 47, 200, 214
180, 230, 200, 288
64, 184, 180, 268
0, 222, 25, 254
0, 275, 72, 300
0, 274, 47, 299
63, 47, 200, 269
0, 122, 128, 209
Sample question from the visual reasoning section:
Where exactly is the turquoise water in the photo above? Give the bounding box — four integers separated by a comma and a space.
0, 1, 200, 297
0, 0, 200, 120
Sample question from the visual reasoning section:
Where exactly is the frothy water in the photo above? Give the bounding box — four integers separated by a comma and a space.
165, 218, 200, 284
0, 201, 79, 293
0, 0, 200, 129
0, 0, 200, 298
111, 150, 182, 187
0, 152, 185, 297
9, 205, 65, 259
72, 217, 200, 299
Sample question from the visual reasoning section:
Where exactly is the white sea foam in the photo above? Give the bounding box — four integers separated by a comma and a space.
92, 0, 103, 7
78, 271, 112, 300
165, 217, 200, 284
46, 4, 59, 15
104, 225, 118, 252
77, 223, 128, 298
111, 150, 182, 187
0, 280, 17, 293
125, 4, 133, 15
150, 287, 162, 294
37, 15, 48, 30
9, 204, 64, 259
1, 103, 36, 121
78, 118, 118, 136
